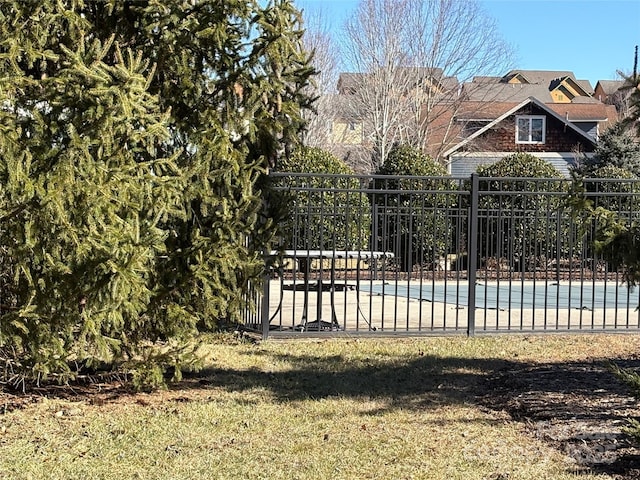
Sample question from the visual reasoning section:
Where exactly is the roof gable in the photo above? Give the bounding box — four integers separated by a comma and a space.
595, 80, 625, 95
496, 70, 593, 92
549, 76, 592, 97
443, 97, 597, 157
504, 72, 530, 84
502, 70, 575, 86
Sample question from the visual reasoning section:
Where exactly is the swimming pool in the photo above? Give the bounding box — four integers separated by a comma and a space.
362, 281, 640, 311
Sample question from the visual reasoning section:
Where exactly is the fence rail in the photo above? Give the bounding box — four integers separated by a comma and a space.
254, 173, 640, 337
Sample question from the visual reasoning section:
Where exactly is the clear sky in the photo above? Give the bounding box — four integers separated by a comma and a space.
294, 0, 640, 88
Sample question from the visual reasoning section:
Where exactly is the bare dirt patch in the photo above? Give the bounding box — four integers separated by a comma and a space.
478, 356, 640, 479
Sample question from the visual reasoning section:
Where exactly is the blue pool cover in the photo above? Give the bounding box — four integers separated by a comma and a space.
361, 281, 640, 310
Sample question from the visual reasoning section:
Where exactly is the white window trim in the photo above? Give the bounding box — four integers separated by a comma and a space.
515, 115, 546, 144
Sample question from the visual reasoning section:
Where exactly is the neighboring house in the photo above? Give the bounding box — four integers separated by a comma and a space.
594, 80, 625, 103
337, 68, 458, 98
466, 70, 594, 103
504, 69, 594, 101
444, 97, 617, 177
327, 95, 365, 145
313, 91, 371, 173
317, 69, 460, 172
594, 79, 634, 118
311, 68, 619, 176
441, 70, 618, 177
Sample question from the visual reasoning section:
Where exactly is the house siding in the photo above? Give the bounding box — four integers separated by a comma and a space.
449, 152, 583, 178
330, 120, 364, 145
449, 155, 501, 177
455, 104, 596, 155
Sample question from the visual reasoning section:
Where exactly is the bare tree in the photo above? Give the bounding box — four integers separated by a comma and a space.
340, 0, 515, 170
341, 0, 411, 170
299, 6, 340, 149
617, 45, 640, 135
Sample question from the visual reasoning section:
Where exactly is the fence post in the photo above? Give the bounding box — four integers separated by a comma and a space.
467, 173, 479, 337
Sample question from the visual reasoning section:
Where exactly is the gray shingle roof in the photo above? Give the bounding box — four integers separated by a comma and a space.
471, 76, 502, 83
463, 83, 554, 102
575, 79, 595, 95
596, 80, 625, 94
475, 70, 593, 94
336, 68, 459, 95
503, 69, 575, 85
337, 73, 367, 94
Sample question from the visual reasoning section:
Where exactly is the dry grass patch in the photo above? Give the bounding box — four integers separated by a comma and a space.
1, 334, 638, 479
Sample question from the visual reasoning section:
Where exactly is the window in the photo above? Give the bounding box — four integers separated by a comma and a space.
516, 115, 545, 144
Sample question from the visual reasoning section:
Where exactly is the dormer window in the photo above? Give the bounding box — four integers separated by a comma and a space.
516, 115, 545, 144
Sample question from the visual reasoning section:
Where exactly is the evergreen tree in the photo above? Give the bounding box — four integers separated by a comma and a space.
570, 47, 640, 442
583, 123, 640, 176
0, 0, 313, 388
584, 48, 640, 175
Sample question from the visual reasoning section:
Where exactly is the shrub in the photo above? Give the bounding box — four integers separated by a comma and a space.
590, 164, 637, 179
371, 145, 456, 271
586, 165, 640, 213
476, 153, 568, 269
376, 144, 449, 177
476, 152, 563, 180
275, 147, 371, 250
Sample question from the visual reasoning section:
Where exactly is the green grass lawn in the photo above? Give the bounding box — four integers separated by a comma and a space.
1, 334, 638, 480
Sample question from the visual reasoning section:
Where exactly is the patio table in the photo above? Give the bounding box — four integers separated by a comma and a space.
264, 249, 394, 333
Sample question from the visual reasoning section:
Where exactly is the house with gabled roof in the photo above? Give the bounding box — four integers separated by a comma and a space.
436, 70, 618, 177
593, 79, 633, 118
497, 69, 594, 99
313, 68, 618, 175
464, 69, 594, 103
326, 69, 460, 172
337, 68, 459, 97
444, 97, 617, 177
594, 80, 626, 103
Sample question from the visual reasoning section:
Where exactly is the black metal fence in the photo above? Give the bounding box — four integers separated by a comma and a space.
257, 172, 640, 337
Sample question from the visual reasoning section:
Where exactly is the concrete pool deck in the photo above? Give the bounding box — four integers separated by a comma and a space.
263, 280, 640, 334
